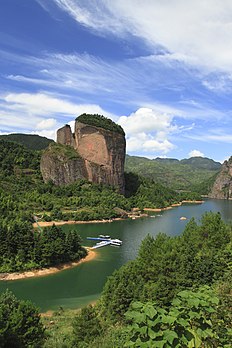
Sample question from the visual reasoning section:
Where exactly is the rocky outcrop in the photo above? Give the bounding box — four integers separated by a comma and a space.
209, 157, 232, 199
41, 115, 126, 193
57, 125, 75, 147
40, 143, 87, 186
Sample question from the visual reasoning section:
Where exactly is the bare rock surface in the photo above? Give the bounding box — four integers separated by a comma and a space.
41, 117, 126, 193
209, 156, 232, 199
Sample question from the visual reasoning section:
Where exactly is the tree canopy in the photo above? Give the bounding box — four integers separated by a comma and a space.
0, 290, 45, 348
76, 113, 125, 135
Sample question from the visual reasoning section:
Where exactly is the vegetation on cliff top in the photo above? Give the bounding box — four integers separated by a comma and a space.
45, 142, 81, 160
76, 113, 125, 135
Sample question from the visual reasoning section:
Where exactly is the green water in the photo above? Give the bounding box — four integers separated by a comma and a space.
0, 199, 231, 311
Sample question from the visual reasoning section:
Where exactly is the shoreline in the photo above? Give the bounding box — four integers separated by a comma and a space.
33, 217, 124, 228
144, 200, 204, 212
0, 248, 96, 281
33, 200, 204, 228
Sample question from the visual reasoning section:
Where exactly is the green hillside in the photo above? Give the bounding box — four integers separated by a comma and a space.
0, 140, 230, 348
0, 139, 199, 274
125, 155, 221, 193
180, 156, 221, 170
0, 133, 54, 150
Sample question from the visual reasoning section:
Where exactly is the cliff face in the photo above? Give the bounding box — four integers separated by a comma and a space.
40, 143, 87, 186
41, 117, 126, 193
209, 157, 232, 199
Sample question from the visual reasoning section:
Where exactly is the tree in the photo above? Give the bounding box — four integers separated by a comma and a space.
0, 290, 45, 347
72, 305, 103, 346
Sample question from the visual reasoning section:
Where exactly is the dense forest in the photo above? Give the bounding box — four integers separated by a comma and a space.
0, 222, 87, 272
5, 212, 229, 347
76, 113, 125, 135
0, 139, 201, 228
0, 138, 204, 274
0, 137, 231, 347
125, 155, 221, 193
40, 212, 230, 348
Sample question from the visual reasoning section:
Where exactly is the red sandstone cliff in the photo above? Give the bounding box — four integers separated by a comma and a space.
41, 116, 126, 194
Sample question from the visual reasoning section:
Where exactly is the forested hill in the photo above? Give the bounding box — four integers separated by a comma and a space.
0, 139, 200, 231
125, 154, 221, 192
179, 156, 221, 170
155, 156, 221, 170
0, 139, 201, 274
0, 139, 40, 176
0, 133, 54, 150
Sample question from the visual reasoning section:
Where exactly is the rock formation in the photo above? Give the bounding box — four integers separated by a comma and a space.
209, 156, 232, 199
41, 115, 126, 194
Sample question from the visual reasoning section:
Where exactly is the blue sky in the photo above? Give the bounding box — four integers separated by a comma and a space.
1, 0, 232, 162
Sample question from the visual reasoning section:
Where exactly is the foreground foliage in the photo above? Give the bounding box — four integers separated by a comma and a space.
101, 212, 231, 321
125, 287, 226, 348
0, 290, 45, 347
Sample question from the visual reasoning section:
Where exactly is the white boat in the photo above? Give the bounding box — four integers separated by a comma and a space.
110, 238, 122, 246
89, 237, 122, 248
99, 235, 111, 239
92, 240, 111, 249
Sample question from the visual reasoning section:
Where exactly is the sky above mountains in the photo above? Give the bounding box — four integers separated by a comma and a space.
0, 0, 232, 162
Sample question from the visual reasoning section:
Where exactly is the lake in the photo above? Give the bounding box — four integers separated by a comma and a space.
0, 199, 231, 312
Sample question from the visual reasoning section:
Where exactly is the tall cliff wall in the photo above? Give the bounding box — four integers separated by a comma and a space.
209, 156, 232, 199
41, 115, 126, 194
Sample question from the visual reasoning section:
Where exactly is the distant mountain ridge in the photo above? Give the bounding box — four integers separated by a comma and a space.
125, 155, 221, 192
179, 156, 221, 171
154, 156, 221, 170
0, 133, 54, 150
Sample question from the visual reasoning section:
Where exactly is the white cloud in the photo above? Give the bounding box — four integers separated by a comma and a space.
29, 129, 57, 140
185, 127, 232, 144
118, 108, 176, 154
189, 149, 204, 157
36, 118, 57, 130
49, 0, 126, 35
118, 108, 176, 135
1, 92, 112, 118
3, 50, 229, 123
3, 92, 107, 116
49, 0, 232, 74
0, 92, 113, 138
